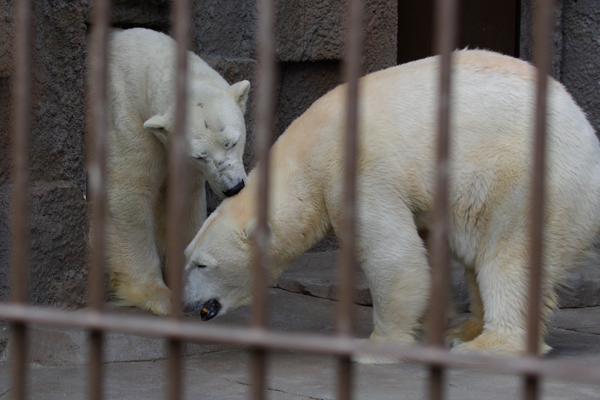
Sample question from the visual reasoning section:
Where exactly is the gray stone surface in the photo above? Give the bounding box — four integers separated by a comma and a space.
0, 294, 599, 399
275, 0, 397, 73
6, 289, 373, 366
193, 0, 397, 72
519, 0, 564, 79
560, 0, 600, 135
520, 0, 600, 136
275, 251, 600, 312
0, 322, 7, 363
0, 183, 88, 307
0, 1, 88, 307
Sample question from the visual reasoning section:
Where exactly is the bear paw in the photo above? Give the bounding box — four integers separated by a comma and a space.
142, 296, 172, 316
353, 352, 402, 364
352, 334, 416, 364
445, 316, 483, 346
450, 331, 552, 356
112, 281, 172, 316
353, 339, 403, 364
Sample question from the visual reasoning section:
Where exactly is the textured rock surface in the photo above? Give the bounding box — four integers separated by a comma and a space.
0, 1, 88, 308
1, 303, 600, 399
275, 251, 600, 312
560, 0, 600, 135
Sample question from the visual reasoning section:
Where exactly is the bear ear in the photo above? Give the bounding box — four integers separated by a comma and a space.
243, 217, 272, 243
143, 115, 168, 144
229, 80, 251, 114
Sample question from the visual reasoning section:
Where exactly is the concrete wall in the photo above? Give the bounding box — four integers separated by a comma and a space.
0, 1, 88, 308
520, 0, 600, 135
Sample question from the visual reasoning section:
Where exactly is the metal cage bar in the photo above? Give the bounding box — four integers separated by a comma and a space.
87, 0, 111, 397
10, 0, 33, 399
428, 0, 458, 398
252, 0, 276, 397
3, 0, 589, 399
525, 0, 556, 399
336, 0, 364, 398
166, 0, 193, 399
3, 303, 600, 382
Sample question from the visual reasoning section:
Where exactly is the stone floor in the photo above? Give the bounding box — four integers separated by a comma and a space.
0, 251, 599, 399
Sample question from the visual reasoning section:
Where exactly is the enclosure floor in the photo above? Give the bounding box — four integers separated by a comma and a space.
1, 250, 599, 399
1, 293, 599, 399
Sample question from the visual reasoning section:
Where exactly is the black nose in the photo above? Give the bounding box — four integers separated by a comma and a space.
199, 298, 221, 321
223, 180, 245, 197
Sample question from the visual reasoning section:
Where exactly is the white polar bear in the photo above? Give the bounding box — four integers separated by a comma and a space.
86, 28, 250, 315
182, 50, 600, 361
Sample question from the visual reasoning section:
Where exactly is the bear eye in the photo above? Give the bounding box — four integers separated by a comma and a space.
194, 262, 207, 269
224, 140, 237, 150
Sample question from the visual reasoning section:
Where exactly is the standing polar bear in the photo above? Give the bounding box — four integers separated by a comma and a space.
183, 50, 600, 361
86, 28, 250, 315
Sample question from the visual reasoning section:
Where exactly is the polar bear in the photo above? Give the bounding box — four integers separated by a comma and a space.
182, 50, 600, 361
85, 28, 250, 315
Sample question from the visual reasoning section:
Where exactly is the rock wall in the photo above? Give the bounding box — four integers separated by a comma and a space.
0, 1, 88, 308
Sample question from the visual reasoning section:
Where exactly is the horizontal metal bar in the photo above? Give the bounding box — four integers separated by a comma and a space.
1, 304, 600, 383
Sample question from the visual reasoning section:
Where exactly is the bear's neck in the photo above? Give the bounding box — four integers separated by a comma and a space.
241, 120, 334, 281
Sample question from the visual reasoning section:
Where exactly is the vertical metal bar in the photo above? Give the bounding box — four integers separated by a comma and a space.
336, 0, 364, 399
88, 0, 111, 398
166, 0, 192, 398
252, 0, 275, 397
10, 0, 33, 399
525, 0, 554, 399
428, 0, 458, 399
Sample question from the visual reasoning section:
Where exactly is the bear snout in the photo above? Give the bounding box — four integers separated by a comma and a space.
223, 180, 245, 197
182, 301, 205, 316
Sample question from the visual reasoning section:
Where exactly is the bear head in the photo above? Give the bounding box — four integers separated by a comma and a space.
143, 79, 251, 198
182, 201, 264, 320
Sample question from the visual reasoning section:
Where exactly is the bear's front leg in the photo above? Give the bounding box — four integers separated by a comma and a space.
351, 202, 431, 364
106, 188, 172, 316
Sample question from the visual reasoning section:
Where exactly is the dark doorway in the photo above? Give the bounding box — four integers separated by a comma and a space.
397, 0, 520, 65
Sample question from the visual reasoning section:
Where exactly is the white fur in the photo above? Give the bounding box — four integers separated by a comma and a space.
183, 50, 600, 361
86, 28, 250, 315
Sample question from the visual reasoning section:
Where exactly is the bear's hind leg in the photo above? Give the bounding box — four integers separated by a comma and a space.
452, 241, 552, 355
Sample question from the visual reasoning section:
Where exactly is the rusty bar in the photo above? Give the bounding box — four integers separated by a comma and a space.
4, 304, 600, 383
88, 330, 103, 400
337, 0, 363, 341
10, 0, 34, 399
525, 0, 554, 399
167, 0, 191, 322
429, 0, 458, 349
11, 0, 32, 309
253, 0, 275, 330
166, 0, 192, 399
336, 0, 363, 398
429, 367, 444, 400
87, 0, 111, 398
251, 0, 276, 397
429, 0, 458, 398
337, 356, 353, 400
250, 349, 268, 400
